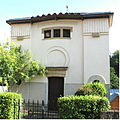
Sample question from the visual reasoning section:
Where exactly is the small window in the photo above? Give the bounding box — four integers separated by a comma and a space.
63, 29, 70, 38
44, 30, 51, 38
93, 80, 100, 83
43, 27, 72, 39
53, 29, 60, 37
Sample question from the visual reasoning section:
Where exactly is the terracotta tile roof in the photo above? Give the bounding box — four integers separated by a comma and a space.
6, 12, 113, 25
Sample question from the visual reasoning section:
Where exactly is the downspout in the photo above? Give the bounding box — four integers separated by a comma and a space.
81, 17, 84, 85
28, 23, 32, 100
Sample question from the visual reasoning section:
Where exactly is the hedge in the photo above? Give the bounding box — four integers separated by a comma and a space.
0, 92, 22, 119
58, 95, 110, 119
75, 82, 107, 97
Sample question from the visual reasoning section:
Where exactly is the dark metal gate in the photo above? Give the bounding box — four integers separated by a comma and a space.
21, 100, 60, 119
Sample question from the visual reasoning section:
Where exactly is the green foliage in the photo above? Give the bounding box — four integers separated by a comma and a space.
58, 95, 110, 119
0, 42, 47, 86
110, 67, 119, 89
75, 82, 107, 97
0, 92, 22, 119
110, 50, 119, 77
110, 50, 119, 89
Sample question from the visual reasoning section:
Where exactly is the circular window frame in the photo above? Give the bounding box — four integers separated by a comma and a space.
88, 74, 106, 84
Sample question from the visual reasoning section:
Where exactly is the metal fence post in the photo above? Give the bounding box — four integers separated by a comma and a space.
28, 99, 30, 118
18, 99, 20, 119
42, 100, 44, 119
14, 99, 15, 119
37, 100, 39, 118
32, 100, 34, 118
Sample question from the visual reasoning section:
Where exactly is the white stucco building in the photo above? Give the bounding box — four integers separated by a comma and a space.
7, 12, 113, 110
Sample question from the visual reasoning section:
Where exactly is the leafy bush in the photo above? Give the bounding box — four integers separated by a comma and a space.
0, 92, 22, 119
0, 42, 47, 86
75, 82, 107, 97
58, 95, 110, 119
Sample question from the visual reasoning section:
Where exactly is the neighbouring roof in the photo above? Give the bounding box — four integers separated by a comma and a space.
110, 89, 120, 102
110, 92, 120, 102
6, 12, 113, 25
110, 89, 119, 94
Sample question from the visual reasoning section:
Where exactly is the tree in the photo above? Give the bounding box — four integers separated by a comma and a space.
0, 42, 46, 87
110, 50, 119, 89
110, 67, 119, 89
110, 50, 119, 77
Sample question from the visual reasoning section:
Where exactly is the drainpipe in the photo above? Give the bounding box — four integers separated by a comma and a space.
81, 18, 84, 85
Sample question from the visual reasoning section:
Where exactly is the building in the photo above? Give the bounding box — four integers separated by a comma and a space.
6, 12, 113, 110
110, 89, 119, 110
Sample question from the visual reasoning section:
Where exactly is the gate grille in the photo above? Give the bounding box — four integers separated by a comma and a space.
21, 100, 59, 119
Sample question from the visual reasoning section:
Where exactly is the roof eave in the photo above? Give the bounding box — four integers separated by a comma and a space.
6, 12, 114, 25
6, 19, 31, 25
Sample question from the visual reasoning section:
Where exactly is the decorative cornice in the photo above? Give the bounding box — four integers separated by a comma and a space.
83, 32, 109, 36
11, 35, 30, 40
46, 67, 68, 77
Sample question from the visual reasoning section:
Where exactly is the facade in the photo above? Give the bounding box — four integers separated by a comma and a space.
7, 12, 113, 110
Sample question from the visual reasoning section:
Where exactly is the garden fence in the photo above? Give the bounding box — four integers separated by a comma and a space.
21, 100, 60, 119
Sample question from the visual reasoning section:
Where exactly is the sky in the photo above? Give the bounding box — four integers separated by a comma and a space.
0, 0, 120, 53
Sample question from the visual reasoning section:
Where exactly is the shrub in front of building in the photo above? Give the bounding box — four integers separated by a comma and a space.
75, 82, 107, 97
0, 92, 22, 119
58, 95, 110, 119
